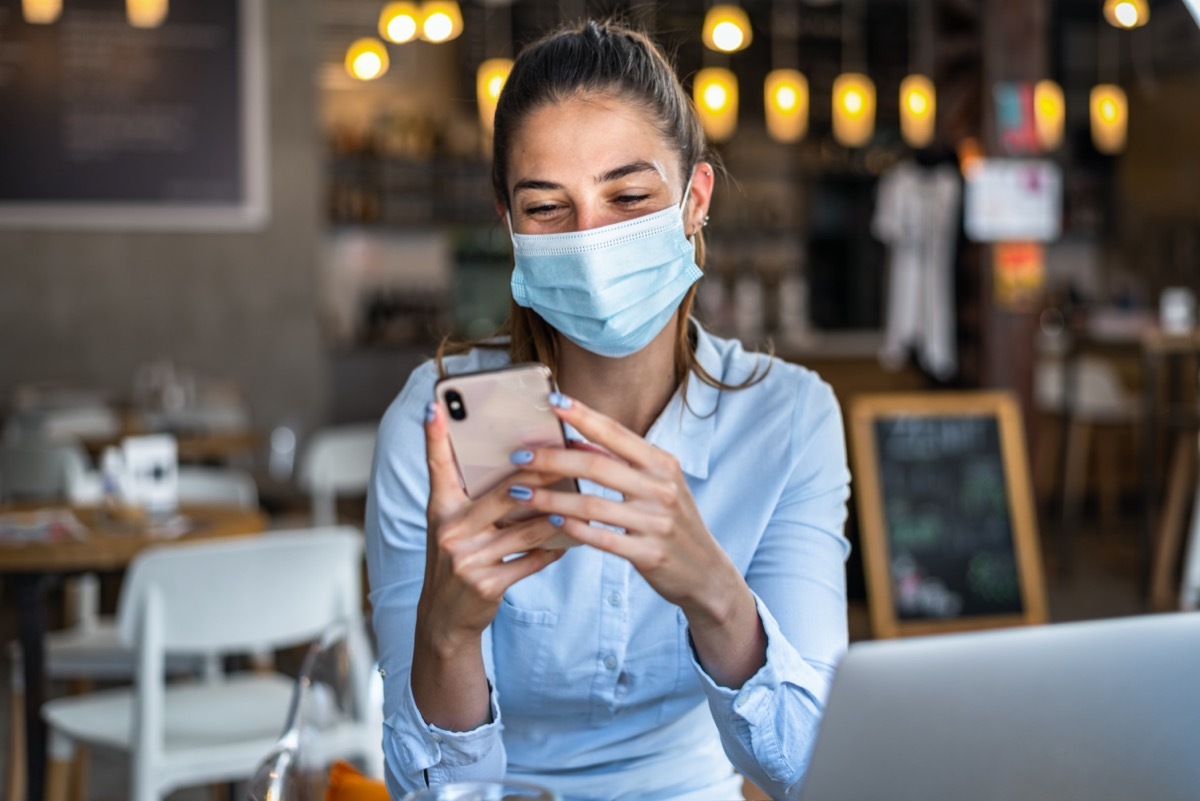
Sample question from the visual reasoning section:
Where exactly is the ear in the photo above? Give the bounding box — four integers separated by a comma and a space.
495, 199, 512, 235
684, 162, 715, 237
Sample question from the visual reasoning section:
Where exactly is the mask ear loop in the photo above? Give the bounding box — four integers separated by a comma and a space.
680, 167, 697, 240
505, 207, 517, 249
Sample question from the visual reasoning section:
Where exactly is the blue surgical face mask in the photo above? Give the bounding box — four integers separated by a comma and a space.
507, 178, 701, 358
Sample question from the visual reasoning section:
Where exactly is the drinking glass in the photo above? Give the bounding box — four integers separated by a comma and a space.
399, 780, 560, 801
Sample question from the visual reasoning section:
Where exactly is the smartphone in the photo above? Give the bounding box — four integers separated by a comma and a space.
434, 363, 578, 548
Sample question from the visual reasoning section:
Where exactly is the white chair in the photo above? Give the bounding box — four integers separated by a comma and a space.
297, 424, 377, 527
0, 438, 91, 503
247, 619, 384, 800
41, 527, 365, 801
3, 467, 261, 801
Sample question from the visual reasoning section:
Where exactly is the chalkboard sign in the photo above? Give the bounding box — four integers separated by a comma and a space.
0, 0, 266, 229
850, 392, 1047, 638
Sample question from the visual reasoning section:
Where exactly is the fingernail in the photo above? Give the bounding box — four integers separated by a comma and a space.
509, 485, 533, 501
424, 402, 436, 423
549, 514, 564, 527
549, 391, 572, 409
510, 449, 534, 465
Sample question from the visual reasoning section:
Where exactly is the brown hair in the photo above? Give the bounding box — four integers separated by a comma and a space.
438, 19, 768, 395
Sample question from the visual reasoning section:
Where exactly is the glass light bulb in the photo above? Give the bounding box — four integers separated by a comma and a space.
704, 84, 729, 111
345, 38, 389, 81
775, 86, 797, 112
22, 0, 62, 24
712, 21, 744, 52
1114, 2, 1139, 27
379, 2, 421, 43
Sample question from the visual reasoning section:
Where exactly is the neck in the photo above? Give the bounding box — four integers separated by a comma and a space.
555, 313, 682, 437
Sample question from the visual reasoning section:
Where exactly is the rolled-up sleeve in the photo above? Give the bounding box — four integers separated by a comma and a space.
688, 378, 851, 800
365, 363, 508, 796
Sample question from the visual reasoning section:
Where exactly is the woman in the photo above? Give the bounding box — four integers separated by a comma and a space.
366, 20, 850, 801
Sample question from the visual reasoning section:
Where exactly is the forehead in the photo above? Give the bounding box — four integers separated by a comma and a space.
506, 93, 680, 189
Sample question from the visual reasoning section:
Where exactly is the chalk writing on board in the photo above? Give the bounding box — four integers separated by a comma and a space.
874, 415, 1023, 621
0, 0, 265, 228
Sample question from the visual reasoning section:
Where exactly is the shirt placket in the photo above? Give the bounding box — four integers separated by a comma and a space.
588, 484, 631, 726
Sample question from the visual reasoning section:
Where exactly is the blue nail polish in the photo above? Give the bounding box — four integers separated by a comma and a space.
549, 391, 572, 409
424, 401, 436, 423
549, 514, 564, 527
510, 449, 534, 465
509, 485, 533, 501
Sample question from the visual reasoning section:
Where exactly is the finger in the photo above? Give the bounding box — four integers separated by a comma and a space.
519, 446, 669, 503
554, 516, 649, 562
511, 484, 672, 538
550, 393, 675, 473
424, 401, 468, 505
450, 468, 566, 532
490, 546, 565, 590
472, 513, 574, 564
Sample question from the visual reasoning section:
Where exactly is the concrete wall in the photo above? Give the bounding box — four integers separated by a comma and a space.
0, 0, 327, 439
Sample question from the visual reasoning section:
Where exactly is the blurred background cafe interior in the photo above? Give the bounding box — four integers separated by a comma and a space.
1, 0, 1200, 799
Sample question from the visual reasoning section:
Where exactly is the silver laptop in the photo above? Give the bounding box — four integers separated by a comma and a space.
800, 612, 1200, 801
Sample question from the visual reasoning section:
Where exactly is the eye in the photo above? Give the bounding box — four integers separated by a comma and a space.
614, 194, 650, 206
523, 203, 561, 218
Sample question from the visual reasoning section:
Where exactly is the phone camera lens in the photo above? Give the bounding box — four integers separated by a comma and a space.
444, 389, 467, 421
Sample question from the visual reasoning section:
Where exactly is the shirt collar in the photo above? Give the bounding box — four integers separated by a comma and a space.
644, 319, 722, 480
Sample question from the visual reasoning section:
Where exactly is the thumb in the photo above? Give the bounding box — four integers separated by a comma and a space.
424, 401, 467, 518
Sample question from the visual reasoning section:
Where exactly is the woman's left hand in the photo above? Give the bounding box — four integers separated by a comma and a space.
510, 392, 767, 687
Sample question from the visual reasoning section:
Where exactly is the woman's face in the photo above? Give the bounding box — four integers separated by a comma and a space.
504, 93, 711, 236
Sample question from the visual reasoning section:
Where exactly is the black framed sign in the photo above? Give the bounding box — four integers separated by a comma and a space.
0, 0, 266, 228
849, 391, 1048, 639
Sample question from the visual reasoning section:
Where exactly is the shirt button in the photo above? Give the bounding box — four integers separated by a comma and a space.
603, 654, 618, 670
607, 591, 622, 607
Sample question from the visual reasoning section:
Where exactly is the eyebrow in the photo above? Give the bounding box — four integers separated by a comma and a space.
512, 160, 664, 196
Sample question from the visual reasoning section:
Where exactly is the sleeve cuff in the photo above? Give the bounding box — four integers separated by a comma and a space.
683, 594, 830, 785
384, 677, 504, 776
686, 593, 827, 707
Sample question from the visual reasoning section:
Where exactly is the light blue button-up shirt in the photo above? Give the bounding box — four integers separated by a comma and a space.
366, 323, 851, 801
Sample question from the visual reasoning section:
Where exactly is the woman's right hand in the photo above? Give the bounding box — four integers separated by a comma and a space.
410, 400, 564, 730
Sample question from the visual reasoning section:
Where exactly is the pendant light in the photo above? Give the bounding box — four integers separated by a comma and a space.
765, 70, 809, 143
900, 75, 935, 148
702, 4, 753, 54
899, 0, 936, 149
764, 2, 807, 143
1033, 80, 1064, 151
22, 0, 61, 24
379, 2, 421, 44
694, 67, 739, 143
1090, 25, 1127, 155
833, 0, 875, 148
1103, 0, 1149, 29
127, 0, 168, 29
476, 1, 513, 152
477, 59, 513, 139
345, 38, 390, 82
420, 1, 463, 44
833, 73, 876, 147
1090, 84, 1128, 154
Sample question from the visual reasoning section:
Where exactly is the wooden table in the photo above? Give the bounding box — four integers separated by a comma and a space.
0, 504, 268, 801
79, 429, 263, 464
